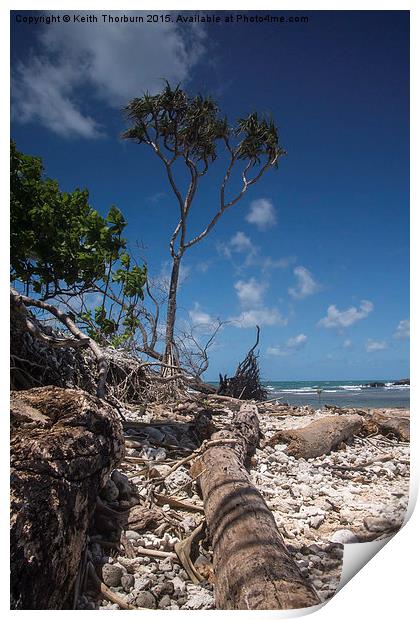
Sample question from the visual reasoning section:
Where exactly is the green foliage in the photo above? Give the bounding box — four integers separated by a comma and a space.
123, 82, 285, 167
10, 141, 147, 346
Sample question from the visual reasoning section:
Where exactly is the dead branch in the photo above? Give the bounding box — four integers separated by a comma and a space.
11, 288, 109, 399
218, 326, 267, 401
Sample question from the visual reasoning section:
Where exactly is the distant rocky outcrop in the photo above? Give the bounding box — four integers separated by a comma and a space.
364, 379, 410, 388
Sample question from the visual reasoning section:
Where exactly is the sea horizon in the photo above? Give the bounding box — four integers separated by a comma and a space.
208, 378, 410, 409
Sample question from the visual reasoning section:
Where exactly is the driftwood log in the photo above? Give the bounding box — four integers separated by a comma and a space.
265, 414, 363, 459
362, 410, 410, 442
10, 386, 124, 609
191, 404, 320, 609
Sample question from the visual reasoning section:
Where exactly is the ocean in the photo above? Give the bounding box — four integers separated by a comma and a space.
262, 380, 410, 409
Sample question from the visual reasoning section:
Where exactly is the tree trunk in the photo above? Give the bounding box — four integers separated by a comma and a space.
163, 255, 181, 368
10, 386, 124, 609
191, 404, 320, 610
362, 409, 409, 442
265, 414, 363, 459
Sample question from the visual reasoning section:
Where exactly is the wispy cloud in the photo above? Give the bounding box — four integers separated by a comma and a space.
366, 339, 387, 352
343, 339, 353, 349
217, 231, 257, 264
246, 198, 277, 230
318, 300, 374, 328
267, 333, 307, 356
288, 266, 321, 300
217, 231, 294, 273
261, 256, 296, 271
232, 308, 287, 329
146, 191, 167, 204
188, 302, 213, 327
13, 58, 102, 139
12, 11, 206, 138
394, 319, 409, 339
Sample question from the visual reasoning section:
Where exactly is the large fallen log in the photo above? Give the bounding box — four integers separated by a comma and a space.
265, 414, 363, 459
10, 386, 124, 609
362, 410, 409, 442
191, 404, 320, 610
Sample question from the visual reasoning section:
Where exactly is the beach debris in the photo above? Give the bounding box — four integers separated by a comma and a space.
73, 394, 409, 611
192, 403, 320, 609
218, 326, 268, 401
264, 414, 363, 459
361, 410, 410, 442
329, 529, 359, 544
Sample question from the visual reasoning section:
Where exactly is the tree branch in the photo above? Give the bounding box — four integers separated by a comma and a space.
11, 288, 109, 399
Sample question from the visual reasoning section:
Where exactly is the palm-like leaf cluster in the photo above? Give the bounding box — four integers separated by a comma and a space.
123, 83, 284, 167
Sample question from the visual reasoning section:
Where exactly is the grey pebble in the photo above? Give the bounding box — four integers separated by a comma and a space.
101, 563, 123, 588
158, 594, 172, 609
125, 530, 141, 541
152, 581, 175, 598
329, 529, 359, 544
121, 573, 135, 592
135, 591, 157, 609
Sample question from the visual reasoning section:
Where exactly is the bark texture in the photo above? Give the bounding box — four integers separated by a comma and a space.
362, 410, 409, 442
265, 414, 363, 459
192, 404, 320, 610
10, 386, 124, 610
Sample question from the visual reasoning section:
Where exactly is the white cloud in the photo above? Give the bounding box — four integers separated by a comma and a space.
366, 339, 387, 353
231, 308, 287, 329
343, 339, 353, 349
394, 319, 410, 339
262, 256, 296, 271
195, 261, 211, 273
267, 333, 307, 356
218, 231, 293, 274
13, 58, 102, 138
188, 302, 213, 327
287, 334, 307, 348
318, 300, 374, 328
246, 199, 277, 230
217, 231, 257, 264
288, 266, 320, 300
234, 277, 267, 308
230, 231, 254, 253
231, 272, 287, 329
12, 12, 205, 138
146, 191, 167, 204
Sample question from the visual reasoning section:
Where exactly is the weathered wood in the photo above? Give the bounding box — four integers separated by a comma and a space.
10, 387, 124, 610
218, 327, 267, 401
265, 414, 363, 459
362, 410, 409, 442
192, 404, 320, 610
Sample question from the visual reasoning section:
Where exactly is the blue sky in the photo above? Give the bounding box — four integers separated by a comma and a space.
10, 10, 409, 380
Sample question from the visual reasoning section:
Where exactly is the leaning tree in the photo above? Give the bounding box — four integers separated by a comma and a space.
123, 83, 285, 371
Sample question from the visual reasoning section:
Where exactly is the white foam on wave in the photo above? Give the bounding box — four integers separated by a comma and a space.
279, 388, 318, 394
